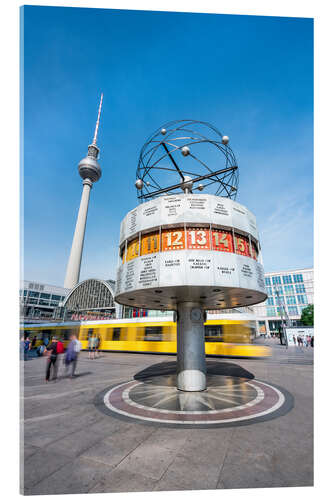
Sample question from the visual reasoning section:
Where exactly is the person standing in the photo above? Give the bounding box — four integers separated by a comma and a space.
24, 337, 31, 360
293, 335, 296, 346
45, 337, 59, 382
303, 336, 308, 348
88, 334, 94, 359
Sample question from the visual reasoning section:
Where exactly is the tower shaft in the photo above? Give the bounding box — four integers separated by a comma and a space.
64, 179, 92, 289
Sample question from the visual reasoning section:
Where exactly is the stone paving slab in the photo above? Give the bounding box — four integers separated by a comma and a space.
22, 345, 313, 494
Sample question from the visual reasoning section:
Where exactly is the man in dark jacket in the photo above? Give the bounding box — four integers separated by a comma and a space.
45, 337, 59, 382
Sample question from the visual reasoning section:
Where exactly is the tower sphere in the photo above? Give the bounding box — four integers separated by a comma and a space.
78, 146, 101, 183
222, 135, 229, 145
181, 146, 190, 156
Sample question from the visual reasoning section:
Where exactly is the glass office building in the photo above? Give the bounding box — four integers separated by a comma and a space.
20, 281, 70, 322
252, 267, 313, 336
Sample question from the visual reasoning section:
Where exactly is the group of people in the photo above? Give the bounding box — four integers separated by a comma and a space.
292, 334, 314, 347
88, 334, 100, 359
44, 333, 82, 382
20, 333, 82, 382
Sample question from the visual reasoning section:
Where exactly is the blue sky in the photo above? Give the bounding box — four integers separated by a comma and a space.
22, 6, 313, 286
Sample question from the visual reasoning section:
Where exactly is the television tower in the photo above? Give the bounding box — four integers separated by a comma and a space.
64, 94, 103, 289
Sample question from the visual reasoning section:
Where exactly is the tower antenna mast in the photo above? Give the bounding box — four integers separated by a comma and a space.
92, 93, 103, 146
64, 94, 104, 289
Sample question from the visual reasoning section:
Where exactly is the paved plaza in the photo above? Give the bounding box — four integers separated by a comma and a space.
21, 341, 313, 495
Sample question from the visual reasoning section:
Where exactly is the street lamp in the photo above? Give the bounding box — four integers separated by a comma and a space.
274, 287, 289, 349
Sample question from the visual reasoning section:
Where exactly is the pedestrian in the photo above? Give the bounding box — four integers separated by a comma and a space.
299, 336, 303, 347
311, 336, 314, 348
31, 336, 37, 350
293, 335, 296, 345
88, 334, 94, 359
72, 333, 82, 376
95, 335, 101, 358
64, 334, 77, 378
24, 337, 31, 360
20, 336, 25, 360
45, 337, 59, 382
303, 336, 308, 348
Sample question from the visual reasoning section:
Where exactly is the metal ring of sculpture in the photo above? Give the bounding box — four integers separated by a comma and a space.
135, 120, 239, 202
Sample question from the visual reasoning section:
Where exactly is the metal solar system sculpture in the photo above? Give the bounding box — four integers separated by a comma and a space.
116, 120, 266, 392
135, 120, 239, 202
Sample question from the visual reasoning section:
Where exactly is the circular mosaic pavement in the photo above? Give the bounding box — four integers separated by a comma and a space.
96, 374, 293, 428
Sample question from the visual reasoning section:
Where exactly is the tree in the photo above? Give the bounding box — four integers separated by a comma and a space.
300, 304, 314, 326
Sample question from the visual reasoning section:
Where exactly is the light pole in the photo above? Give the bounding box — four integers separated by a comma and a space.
274, 287, 289, 349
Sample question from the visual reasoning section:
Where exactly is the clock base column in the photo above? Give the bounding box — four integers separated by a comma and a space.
176, 302, 207, 392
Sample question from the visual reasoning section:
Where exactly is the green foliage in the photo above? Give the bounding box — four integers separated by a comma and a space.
300, 304, 314, 326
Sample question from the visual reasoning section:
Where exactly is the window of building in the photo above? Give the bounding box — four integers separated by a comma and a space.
288, 306, 298, 315
266, 307, 276, 316
293, 274, 303, 283
282, 275, 292, 284
265, 277, 271, 286
205, 325, 223, 341
28, 298, 38, 304
286, 296, 296, 305
295, 284, 306, 294
266, 297, 274, 306
284, 285, 294, 295
34, 284, 40, 290
297, 295, 308, 305
265, 286, 272, 296
272, 276, 281, 285
39, 285, 45, 291
29, 291, 39, 298
28, 283, 34, 289
51, 295, 61, 301
40, 293, 51, 299
38, 299, 50, 306
144, 326, 163, 341
274, 286, 283, 296
24, 290, 28, 296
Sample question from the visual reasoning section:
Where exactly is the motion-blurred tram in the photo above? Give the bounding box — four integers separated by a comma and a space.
21, 315, 271, 358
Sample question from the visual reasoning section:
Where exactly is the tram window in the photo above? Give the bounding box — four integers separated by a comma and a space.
113, 328, 121, 341
204, 325, 223, 342
144, 326, 163, 341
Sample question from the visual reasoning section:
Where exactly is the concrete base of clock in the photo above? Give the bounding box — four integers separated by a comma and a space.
176, 302, 207, 392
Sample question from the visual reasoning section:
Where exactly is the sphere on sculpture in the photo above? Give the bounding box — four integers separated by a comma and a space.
222, 135, 229, 145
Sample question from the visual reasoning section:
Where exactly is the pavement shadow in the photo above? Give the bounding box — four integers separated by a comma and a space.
134, 360, 254, 382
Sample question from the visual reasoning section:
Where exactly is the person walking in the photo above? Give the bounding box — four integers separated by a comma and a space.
72, 334, 82, 376
64, 334, 77, 378
293, 335, 296, 346
303, 336, 308, 348
45, 337, 59, 382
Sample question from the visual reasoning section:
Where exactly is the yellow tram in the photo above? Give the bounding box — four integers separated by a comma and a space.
21, 316, 271, 358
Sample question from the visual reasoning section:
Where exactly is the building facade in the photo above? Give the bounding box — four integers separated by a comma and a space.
252, 267, 313, 336
20, 281, 69, 322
